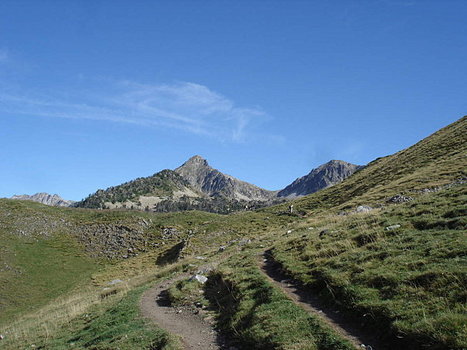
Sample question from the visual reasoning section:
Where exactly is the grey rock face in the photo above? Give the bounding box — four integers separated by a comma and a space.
175, 155, 275, 201
278, 160, 363, 198
387, 194, 413, 203
11, 193, 75, 207
356, 205, 373, 213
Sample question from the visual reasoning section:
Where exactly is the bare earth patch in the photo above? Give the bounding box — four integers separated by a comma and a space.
140, 273, 225, 350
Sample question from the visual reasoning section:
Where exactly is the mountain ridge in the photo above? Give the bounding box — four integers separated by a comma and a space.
278, 160, 363, 198
10, 192, 75, 207
75, 156, 360, 213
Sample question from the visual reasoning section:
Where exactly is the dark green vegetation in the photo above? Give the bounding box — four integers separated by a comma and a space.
0, 116, 465, 349
77, 170, 193, 209
76, 167, 282, 214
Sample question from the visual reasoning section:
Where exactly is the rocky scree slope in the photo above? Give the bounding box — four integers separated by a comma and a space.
10, 193, 75, 207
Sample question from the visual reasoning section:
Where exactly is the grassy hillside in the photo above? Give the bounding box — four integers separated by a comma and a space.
0, 200, 99, 324
266, 116, 466, 215
271, 185, 466, 349
0, 116, 465, 349
263, 116, 467, 348
0, 194, 293, 326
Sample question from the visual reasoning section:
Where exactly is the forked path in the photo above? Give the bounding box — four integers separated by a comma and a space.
259, 252, 380, 350
140, 270, 224, 350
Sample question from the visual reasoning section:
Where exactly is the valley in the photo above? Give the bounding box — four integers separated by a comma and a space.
0, 116, 465, 349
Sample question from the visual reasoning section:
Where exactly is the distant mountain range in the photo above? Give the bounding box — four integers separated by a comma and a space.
10, 193, 76, 207
9, 157, 362, 212
74, 156, 362, 213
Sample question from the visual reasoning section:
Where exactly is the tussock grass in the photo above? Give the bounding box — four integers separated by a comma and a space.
203, 254, 355, 350
271, 186, 467, 349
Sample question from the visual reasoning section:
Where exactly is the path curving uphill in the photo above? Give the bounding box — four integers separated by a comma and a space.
259, 252, 380, 350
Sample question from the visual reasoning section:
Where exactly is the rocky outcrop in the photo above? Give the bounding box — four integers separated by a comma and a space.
11, 193, 75, 207
278, 160, 363, 198
175, 155, 276, 201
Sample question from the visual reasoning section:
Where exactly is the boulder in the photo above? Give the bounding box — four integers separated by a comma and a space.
387, 195, 413, 203
190, 274, 208, 284
356, 205, 373, 213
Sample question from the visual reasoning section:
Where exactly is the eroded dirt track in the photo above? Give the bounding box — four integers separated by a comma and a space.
259, 252, 381, 350
140, 271, 224, 350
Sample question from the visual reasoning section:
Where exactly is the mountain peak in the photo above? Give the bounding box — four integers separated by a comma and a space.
186, 155, 208, 165
176, 155, 210, 172
175, 156, 274, 201
278, 160, 362, 198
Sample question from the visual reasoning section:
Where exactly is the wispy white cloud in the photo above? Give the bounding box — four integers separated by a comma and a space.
0, 80, 277, 142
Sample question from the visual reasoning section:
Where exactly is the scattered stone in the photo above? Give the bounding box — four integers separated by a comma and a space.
356, 205, 373, 213
387, 194, 413, 203
385, 224, 401, 231
238, 239, 252, 246
108, 279, 123, 285
197, 267, 213, 274
195, 256, 206, 260
162, 227, 180, 239
190, 274, 208, 284
287, 230, 292, 234
319, 229, 329, 238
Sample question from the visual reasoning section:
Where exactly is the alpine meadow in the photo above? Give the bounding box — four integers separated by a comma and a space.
1, 1, 466, 350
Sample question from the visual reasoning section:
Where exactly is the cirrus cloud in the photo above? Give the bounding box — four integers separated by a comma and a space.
0, 79, 279, 143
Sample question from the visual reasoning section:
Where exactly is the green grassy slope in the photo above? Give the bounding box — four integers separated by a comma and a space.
266, 116, 466, 215
0, 193, 292, 325
0, 116, 464, 349
0, 200, 99, 324
272, 186, 466, 349
266, 116, 467, 349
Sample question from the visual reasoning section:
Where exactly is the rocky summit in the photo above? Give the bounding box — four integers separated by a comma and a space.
278, 160, 363, 198
175, 155, 276, 201
10, 193, 75, 207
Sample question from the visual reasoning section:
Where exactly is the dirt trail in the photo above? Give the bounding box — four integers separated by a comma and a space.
259, 252, 380, 350
140, 266, 225, 350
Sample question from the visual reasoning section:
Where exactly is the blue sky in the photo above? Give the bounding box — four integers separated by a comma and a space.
1, 0, 466, 200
